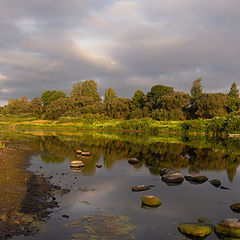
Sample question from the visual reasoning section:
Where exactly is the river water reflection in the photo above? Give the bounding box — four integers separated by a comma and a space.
2, 130, 240, 240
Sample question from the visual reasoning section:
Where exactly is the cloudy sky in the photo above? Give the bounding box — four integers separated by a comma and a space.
0, 0, 240, 105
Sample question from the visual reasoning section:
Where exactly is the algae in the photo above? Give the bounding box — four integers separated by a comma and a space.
65, 214, 137, 240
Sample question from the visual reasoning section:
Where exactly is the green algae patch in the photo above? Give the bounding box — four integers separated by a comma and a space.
215, 219, 240, 238
65, 214, 137, 240
141, 195, 161, 208
178, 223, 212, 238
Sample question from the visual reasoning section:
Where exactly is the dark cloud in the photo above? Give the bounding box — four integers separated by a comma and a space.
0, 0, 239, 105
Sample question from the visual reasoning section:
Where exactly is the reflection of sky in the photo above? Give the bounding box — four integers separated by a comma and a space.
27, 155, 240, 240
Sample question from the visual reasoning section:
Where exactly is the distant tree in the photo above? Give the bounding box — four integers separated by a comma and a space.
41, 90, 66, 110
45, 98, 72, 120
130, 90, 145, 111
6, 96, 29, 114
29, 97, 43, 117
228, 82, 239, 98
70, 80, 101, 102
104, 88, 117, 103
195, 93, 230, 119
190, 78, 202, 99
104, 97, 130, 119
129, 108, 144, 119
147, 85, 174, 107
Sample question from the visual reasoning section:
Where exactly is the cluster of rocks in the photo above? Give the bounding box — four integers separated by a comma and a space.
70, 150, 102, 172
159, 168, 230, 189
178, 217, 240, 239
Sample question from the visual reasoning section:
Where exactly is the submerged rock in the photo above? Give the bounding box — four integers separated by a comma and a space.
230, 203, 240, 213
215, 219, 240, 238
162, 171, 184, 185
141, 195, 161, 208
132, 185, 150, 192
128, 158, 140, 165
185, 174, 208, 184
178, 223, 212, 238
209, 179, 221, 188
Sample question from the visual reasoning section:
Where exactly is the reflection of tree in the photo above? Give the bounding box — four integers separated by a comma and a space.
41, 154, 65, 163
2, 131, 240, 181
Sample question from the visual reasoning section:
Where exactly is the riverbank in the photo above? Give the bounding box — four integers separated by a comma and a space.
1, 114, 240, 136
0, 146, 58, 239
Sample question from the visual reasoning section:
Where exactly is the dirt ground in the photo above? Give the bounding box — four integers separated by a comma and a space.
0, 147, 58, 239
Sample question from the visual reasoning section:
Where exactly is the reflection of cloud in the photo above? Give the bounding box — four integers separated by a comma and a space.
0, 74, 7, 80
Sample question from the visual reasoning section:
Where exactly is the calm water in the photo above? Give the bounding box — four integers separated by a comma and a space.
2, 130, 240, 240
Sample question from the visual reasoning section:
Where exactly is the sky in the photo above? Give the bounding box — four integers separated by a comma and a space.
0, 0, 240, 106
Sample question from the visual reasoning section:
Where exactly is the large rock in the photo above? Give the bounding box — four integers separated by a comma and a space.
178, 223, 212, 238
128, 158, 140, 165
230, 203, 240, 213
215, 219, 240, 238
141, 195, 161, 208
132, 185, 150, 192
209, 179, 221, 188
162, 171, 184, 185
185, 173, 208, 184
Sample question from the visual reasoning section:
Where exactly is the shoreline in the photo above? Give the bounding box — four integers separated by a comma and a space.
0, 146, 59, 239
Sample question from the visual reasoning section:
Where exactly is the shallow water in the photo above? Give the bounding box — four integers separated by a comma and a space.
2, 130, 240, 240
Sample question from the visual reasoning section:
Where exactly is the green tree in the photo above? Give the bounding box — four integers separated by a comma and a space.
130, 90, 145, 111
41, 90, 66, 110
104, 98, 130, 119
229, 82, 239, 98
190, 78, 202, 98
29, 98, 43, 117
104, 88, 117, 103
5, 96, 29, 114
147, 85, 174, 108
45, 98, 72, 120
70, 80, 101, 102
195, 93, 230, 119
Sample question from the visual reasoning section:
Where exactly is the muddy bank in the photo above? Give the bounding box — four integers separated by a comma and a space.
0, 147, 59, 240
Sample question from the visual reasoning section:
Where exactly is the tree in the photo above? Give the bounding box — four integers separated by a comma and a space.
41, 90, 66, 110
45, 98, 72, 120
70, 80, 101, 102
147, 85, 174, 107
195, 93, 230, 119
190, 78, 202, 98
104, 88, 117, 103
229, 82, 239, 98
104, 97, 130, 119
5, 96, 29, 114
29, 98, 43, 117
130, 90, 145, 111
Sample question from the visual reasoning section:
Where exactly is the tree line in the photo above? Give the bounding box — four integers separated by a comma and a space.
0, 79, 239, 120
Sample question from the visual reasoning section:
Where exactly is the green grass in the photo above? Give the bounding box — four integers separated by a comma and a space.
1, 113, 240, 136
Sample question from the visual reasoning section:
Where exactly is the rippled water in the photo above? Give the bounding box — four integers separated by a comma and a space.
2, 130, 240, 240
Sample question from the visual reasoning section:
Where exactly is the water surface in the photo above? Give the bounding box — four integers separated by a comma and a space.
1, 130, 240, 239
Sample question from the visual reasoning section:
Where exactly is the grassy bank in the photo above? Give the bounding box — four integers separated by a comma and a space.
1, 113, 240, 136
